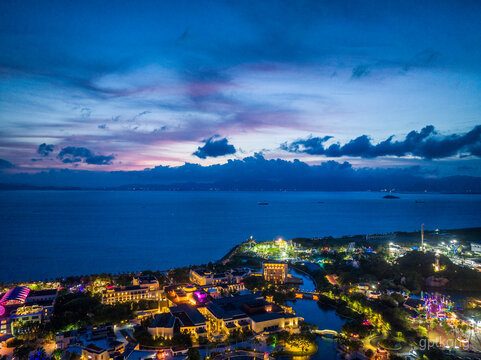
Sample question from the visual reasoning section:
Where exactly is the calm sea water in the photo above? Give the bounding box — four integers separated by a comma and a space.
1, 190, 481, 282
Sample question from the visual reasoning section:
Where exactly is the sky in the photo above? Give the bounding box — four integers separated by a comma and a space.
1, 0, 481, 183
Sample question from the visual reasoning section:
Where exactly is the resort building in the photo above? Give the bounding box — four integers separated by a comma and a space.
56, 324, 126, 358
189, 269, 214, 285
170, 304, 208, 339
101, 274, 165, 305
189, 268, 251, 286
148, 304, 210, 340
262, 262, 288, 284
249, 312, 299, 333
0, 287, 58, 335
166, 284, 201, 305
471, 242, 481, 254
101, 285, 162, 305
201, 293, 302, 335
148, 313, 177, 340
82, 344, 110, 360
132, 274, 160, 291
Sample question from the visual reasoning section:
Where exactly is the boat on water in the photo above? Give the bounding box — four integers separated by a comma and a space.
257, 202, 269, 205
415, 200, 425, 203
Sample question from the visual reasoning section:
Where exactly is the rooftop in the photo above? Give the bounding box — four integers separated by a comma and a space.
207, 293, 269, 320
28, 289, 58, 297
249, 312, 295, 323
404, 298, 425, 308
0, 287, 30, 305
171, 304, 206, 327
84, 344, 107, 354
191, 268, 213, 277
149, 313, 176, 329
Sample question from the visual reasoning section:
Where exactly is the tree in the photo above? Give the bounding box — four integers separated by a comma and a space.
243, 276, 267, 291
287, 334, 313, 353
365, 349, 374, 358
442, 322, 451, 334
187, 348, 201, 360
168, 267, 190, 284
13, 345, 33, 360
417, 325, 428, 338
32, 347, 48, 360
390, 292, 405, 305
172, 333, 192, 348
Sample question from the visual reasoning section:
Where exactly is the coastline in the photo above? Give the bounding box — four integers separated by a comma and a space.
2, 225, 480, 285
2, 187, 481, 195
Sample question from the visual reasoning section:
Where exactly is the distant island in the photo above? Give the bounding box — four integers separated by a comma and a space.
1, 155, 481, 193
382, 194, 400, 199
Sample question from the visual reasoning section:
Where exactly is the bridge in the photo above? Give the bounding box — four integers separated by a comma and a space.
313, 329, 339, 337
295, 290, 319, 300
213, 350, 272, 360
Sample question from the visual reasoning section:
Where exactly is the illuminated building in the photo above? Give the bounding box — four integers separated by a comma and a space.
170, 304, 208, 338
471, 242, 481, 254
434, 251, 440, 271
101, 285, 162, 305
262, 262, 288, 283
0, 287, 30, 305
189, 269, 214, 285
57, 324, 125, 358
102, 274, 164, 305
148, 313, 177, 339
249, 312, 299, 333
189, 268, 250, 286
132, 274, 160, 291
201, 293, 301, 335
10, 305, 45, 333
170, 287, 189, 303
0, 287, 57, 335
230, 269, 251, 283
421, 223, 425, 252
82, 344, 110, 360
149, 303, 210, 340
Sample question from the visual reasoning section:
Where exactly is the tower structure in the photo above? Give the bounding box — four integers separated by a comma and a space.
421, 223, 424, 252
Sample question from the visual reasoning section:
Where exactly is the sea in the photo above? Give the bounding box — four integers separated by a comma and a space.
1, 190, 481, 283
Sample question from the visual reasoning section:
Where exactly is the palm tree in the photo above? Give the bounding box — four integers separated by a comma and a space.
13, 345, 33, 360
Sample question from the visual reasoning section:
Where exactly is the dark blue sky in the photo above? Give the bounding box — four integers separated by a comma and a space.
0, 0, 481, 180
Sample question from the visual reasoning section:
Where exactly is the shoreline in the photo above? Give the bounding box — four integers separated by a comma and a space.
2, 187, 481, 195
2, 226, 481, 285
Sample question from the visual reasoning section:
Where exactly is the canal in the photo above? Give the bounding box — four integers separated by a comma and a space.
286, 269, 347, 360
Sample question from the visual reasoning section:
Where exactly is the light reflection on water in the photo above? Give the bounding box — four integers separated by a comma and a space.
288, 270, 347, 359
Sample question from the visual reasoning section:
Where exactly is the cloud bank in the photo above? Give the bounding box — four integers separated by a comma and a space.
1, 154, 480, 193
0, 159, 14, 169
282, 125, 481, 159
